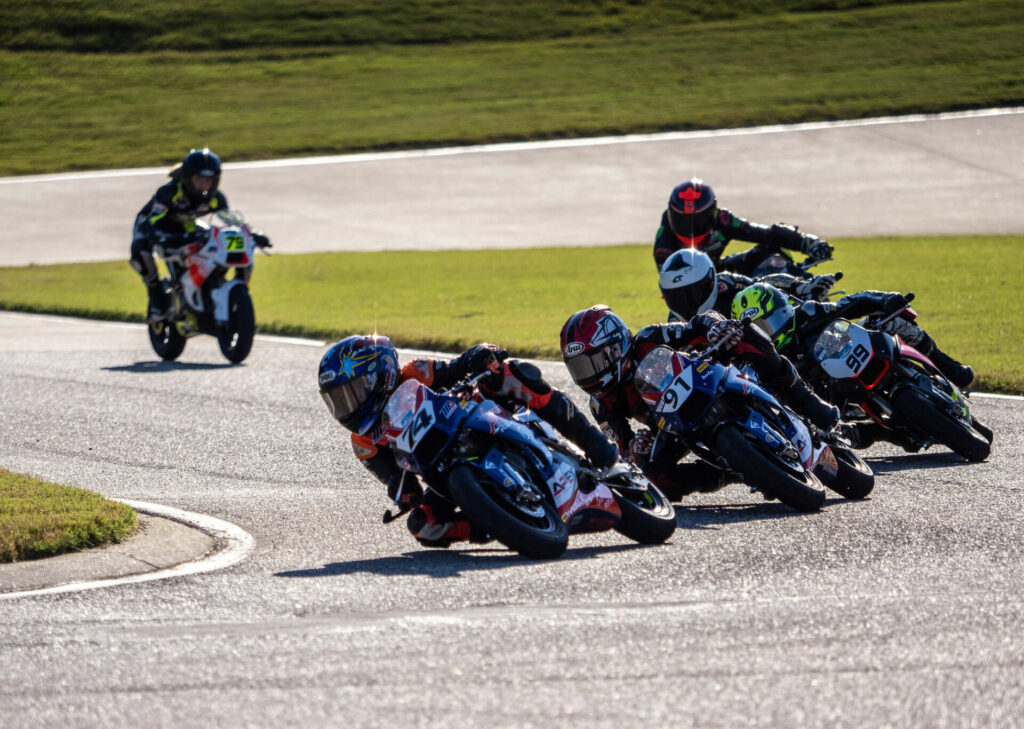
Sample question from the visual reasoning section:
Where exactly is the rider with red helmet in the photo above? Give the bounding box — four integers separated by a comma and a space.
319, 335, 618, 548
560, 305, 840, 498
654, 178, 833, 276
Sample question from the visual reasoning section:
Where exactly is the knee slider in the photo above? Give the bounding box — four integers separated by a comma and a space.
507, 360, 551, 395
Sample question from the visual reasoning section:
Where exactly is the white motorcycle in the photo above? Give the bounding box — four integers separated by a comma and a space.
148, 210, 270, 364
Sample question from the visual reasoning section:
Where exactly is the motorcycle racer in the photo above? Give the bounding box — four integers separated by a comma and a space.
319, 335, 619, 548
560, 305, 840, 499
731, 282, 975, 447
130, 148, 270, 320
653, 178, 833, 276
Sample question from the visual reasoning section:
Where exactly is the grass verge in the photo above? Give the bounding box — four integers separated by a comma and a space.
1, 0, 1022, 174
0, 235, 1021, 393
0, 467, 137, 563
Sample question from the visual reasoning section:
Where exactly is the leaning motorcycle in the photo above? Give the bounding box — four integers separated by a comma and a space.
148, 210, 268, 364
635, 343, 873, 512
812, 295, 992, 462
381, 376, 677, 559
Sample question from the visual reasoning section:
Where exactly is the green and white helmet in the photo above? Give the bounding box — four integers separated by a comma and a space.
731, 283, 797, 350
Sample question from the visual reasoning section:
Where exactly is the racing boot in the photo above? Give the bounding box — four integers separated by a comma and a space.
407, 501, 491, 548
658, 460, 732, 501
785, 378, 841, 432
537, 391, 618, 470
146, 281, 170, 322
908, 331, 974, 390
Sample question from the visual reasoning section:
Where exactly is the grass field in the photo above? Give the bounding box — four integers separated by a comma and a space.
0, 467, 137, 562
1, 1, 1022, 175
1, 237, 1021, 393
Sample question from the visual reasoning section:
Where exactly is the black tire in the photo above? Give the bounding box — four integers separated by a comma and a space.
217, 286, 255, 364
893, 387, 990, 462
823, 446, 875, 499
148, 319, 186, 361
612, 482, 676, 544
448, 465, 568, 559
713, 424, 825, 512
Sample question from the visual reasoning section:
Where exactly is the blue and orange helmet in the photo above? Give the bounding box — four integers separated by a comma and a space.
318, 335, 399, 434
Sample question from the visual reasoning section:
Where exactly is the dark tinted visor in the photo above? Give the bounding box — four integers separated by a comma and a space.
321, 374, 374, 423
663, 269, 715, 319
668, 205, 716, 238
564, 346, 616, 388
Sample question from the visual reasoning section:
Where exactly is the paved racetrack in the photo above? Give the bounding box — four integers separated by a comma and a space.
0, 313, 1021, 728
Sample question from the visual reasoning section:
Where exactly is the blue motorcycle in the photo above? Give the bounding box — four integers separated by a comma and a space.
634, 344, 847, 512
381, 375, 676, 559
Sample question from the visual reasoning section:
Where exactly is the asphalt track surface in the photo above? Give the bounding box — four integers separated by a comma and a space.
1, 112, 1023, 727
1, 312, 1022, 728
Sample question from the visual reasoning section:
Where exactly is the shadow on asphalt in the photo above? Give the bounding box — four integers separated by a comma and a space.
275, 542, 651, 579
865, 451, 972, 474
673, 499, 815, 531
102, 360, 239, 373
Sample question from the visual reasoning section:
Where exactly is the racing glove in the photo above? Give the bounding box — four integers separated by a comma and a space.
465, 343, 508, 375
252, 231, 272, 249
628, 428, 655, 465
800, 235, 833, 262
386, 471, 423, 510
882, 293, 910, 315
794, 273, 840, 300
707, 319, 744, 350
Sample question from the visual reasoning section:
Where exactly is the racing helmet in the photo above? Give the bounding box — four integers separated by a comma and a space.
658, 248, 718, 320
318, 335, 399, 434
560, 305, 634, 396
731, 283, 796, 350
667, 178, 717, 248
180, 148, 222, 200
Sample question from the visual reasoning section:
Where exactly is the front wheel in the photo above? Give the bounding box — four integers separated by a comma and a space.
822, 446, 875, 499
893, 386, 990, 462
148, 319, 186, 361
611, 481, 676, 545
448, 465, 568, 559
714, 424, 825, 512
217, 286, 255, 363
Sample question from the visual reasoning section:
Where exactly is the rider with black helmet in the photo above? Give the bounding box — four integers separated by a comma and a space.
319, 335, 619, 549
654, 178, 833, 277
130, 148, 270, 320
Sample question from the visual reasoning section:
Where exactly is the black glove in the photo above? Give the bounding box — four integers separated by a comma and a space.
801, 236, 833, 262
794, 273, 839, 300
882, 293, 909, 314
465, 343, 508, 376
252, 231, 272, 249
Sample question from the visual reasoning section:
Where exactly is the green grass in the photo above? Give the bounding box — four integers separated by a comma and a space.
1, 236, 1021, 393
1, 0, 1022, 175
0, 467, 137, 562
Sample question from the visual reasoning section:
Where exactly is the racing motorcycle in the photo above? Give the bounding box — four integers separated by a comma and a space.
634, 341, 874, 513
812, 294, 992, 462
381, 375, 677, 559
148, 210, 269, 364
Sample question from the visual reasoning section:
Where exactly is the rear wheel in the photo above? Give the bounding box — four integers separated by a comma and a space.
448, 465, 568, 559
217, 286, 255, 363
148, 319, 186, 361
611, 481, 676, 544
714, 424, 825, 512
893, 387, 990, 462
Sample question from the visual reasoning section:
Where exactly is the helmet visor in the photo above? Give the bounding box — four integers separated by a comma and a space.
668, 205, 716, 239
750, 305, 793, 345
564, 346, 617, 390
321, 373, 374, 424
663, 269, 715, 319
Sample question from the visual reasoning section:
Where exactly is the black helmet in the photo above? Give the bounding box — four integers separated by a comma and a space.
667, 178, 717, 248
180, 148, 222, 200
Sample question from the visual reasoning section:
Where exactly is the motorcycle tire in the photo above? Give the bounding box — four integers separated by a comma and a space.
713, 424, 825, 513
217, 286, 255, 364
148, 319, 186, 361
825, 446, 875, 500
448, 465, 568, 560
611, 482, 676, 545
892, 387, 990, 462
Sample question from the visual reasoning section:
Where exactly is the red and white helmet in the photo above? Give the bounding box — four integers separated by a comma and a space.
560, 305, 634, 396
667, 178, 717, 248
